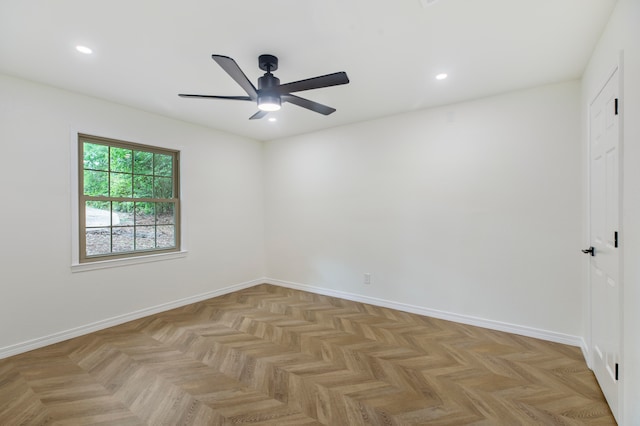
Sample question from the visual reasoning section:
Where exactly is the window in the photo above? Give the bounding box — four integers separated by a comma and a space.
78, 134, 180, 263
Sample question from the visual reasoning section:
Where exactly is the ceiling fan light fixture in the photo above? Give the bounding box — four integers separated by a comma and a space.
258, 94, 281, 111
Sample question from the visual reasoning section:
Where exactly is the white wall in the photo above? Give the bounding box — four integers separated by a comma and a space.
264, 81, 582, 338
581, 0, 640, 423
0, 74, 265, 353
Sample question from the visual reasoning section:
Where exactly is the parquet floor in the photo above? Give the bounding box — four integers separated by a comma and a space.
0, 284, 615, 425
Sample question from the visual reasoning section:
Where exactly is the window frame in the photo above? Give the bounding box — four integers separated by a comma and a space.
77, 133, 181, 264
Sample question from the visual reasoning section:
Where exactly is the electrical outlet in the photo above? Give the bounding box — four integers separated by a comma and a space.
364, 273, 371, 285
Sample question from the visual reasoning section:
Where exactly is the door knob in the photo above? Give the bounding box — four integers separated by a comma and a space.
582, 246, 595, 256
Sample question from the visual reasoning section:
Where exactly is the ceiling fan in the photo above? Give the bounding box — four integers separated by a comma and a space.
179, 54, 349, 120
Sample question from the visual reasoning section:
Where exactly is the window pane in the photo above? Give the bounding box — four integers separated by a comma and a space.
134, 150, 153, 175
83, 143, 109, 171
112, 227, 134, 252
110, 173, 132, 197
157, 225, 175, 248
84, 170, 109, 196
113, 202, 134, 225
135, 226, 155, 249
156, 203, 174, 224
133, 175, 153, 198
135, 202, 155, 225
154, 153, 172, 177
86, 227, 111, 256
86, 201, 110, 227
110, 147, 133, 173
154, 177, 173, 198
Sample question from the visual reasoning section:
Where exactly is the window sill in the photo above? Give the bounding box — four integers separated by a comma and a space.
71, 250, 188, 273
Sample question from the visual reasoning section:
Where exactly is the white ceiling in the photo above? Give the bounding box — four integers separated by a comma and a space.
0, 0, 616, 141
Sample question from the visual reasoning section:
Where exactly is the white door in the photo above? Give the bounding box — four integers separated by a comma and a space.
587, 67, 621, 421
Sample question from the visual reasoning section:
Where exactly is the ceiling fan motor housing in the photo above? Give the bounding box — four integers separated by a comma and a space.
258, 55, 281, 111
258, 73, 280, 91
257, 78, 281, 110
258, 70, 281, 111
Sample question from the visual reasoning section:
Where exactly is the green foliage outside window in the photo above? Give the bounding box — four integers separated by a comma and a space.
83, 142, 174, 214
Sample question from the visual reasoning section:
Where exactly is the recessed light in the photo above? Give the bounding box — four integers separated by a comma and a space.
420, 0, 440, 8
435, 73, 448, 80
75, 45, 93, 55
268, 117, 277, 122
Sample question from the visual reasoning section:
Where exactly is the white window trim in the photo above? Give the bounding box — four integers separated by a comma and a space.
70, 128, 188, 272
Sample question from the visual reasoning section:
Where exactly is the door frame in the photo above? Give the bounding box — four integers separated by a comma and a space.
586, 52, 624, 421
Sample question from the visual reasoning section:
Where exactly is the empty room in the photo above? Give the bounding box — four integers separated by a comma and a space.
0, 0, 638, 424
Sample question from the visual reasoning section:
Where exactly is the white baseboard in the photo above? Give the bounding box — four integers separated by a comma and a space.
581, 340, 592, 369
0, 278, 262, 360
265, 278, 588, 351
1, 277, 590, 365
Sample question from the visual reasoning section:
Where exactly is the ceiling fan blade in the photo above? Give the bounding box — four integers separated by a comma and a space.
211, 55, 258, 100
249, 110, 269, 120
276, 72, 349, 94
282, 94, 336, 115
178, 94, 252, 101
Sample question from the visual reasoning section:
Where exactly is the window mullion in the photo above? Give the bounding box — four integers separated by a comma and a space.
133, 200, 137, 251
108, 200, 113, 255
84, 196, 176, 203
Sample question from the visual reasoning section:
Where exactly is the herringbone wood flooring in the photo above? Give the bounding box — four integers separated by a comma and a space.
0, 284, 614, 425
